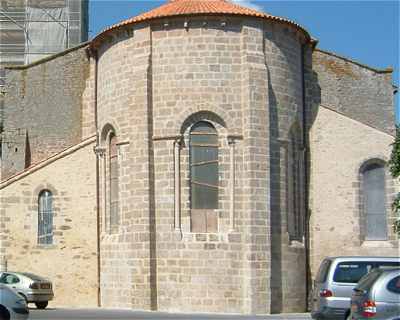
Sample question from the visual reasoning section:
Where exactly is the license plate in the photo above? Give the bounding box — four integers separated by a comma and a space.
40, 283, 50, 289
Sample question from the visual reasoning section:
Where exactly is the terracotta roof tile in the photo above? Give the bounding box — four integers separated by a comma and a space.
92, 0, 310, 46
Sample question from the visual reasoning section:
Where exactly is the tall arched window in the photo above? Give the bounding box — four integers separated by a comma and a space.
362, 162, 387, 240
109, 132, 119, 229
38, 190, 53, 244
189, 121, 218, 232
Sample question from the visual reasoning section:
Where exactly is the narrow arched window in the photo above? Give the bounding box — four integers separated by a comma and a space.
190, 121, 218, 232
109, 133, 119, 229
38, 190, 53, 245
362, 162, 387, 240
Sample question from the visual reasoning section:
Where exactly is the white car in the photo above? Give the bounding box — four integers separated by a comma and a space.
0, 284, 29, 320
0, 272, 53, 309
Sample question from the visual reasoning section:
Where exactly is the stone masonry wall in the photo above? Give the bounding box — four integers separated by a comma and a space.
96, 24, 153, 309
151, 18, 245, 313
150, 17, 270, 314
309, 107, 399, 278
0, 141, 98, 307
2, 5, 396, 315
2, 45, 90, 179
312, 49, 395, 135
264, 21, 309, 313
95, 15, 308, 314
81, 57, 96, 140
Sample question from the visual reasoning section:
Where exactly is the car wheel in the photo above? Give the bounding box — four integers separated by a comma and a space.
0, 305, 10, 320
35, 301, 48, 309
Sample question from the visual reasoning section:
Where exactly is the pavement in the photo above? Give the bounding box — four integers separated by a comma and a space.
29, 308, 312, 320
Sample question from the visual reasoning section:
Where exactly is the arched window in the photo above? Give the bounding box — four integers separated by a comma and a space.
189, 121, 218, 232
38, 190, 53, 244
109, 132, 119, 229
362, 162, 387, 240
287, 127, 304, 241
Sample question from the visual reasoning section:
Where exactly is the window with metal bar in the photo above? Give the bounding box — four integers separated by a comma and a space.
190, 121, 219, 210
38, 190, 53, 245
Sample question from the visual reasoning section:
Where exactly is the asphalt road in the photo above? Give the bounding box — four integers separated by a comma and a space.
29, 308, 312, 320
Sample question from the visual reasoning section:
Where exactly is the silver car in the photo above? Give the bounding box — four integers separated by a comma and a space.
349, 268, 400, 320
311, 256, 400, 320
0, 284, 29, 320
0, 271, 54, 309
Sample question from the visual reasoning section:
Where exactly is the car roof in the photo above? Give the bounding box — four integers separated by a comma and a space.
358, 268, 400, 288
378, 268, 400, 274
366, 267, 400, 275
325, 256, 400, 262
0, 271, 22, 275
0, 271, 46, 280
0, 271, 28, 278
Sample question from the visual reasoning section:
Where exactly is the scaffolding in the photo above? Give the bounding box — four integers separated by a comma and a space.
0, 0, 88, 151
0, 0, 88, 66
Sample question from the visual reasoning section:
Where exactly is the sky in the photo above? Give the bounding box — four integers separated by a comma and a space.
89, 0, 400, 120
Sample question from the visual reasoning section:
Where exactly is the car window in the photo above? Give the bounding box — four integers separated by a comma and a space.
0, 273, 20, 285
387, 276, 400, 294
375, 262, 400, 269
316, 259, 332, 283
333, 262, 374, 283
357, 269, 383, 291
0, 273, 7, 284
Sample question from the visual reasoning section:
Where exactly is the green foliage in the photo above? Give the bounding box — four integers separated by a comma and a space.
394, 220, 400, 236
392, 193, 400, 212
392, 193, 400, 236
389, 125, 400, 178
389, 125, 400, 237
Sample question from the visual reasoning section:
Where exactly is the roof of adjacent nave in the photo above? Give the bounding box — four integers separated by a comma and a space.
92, 0, 311, 47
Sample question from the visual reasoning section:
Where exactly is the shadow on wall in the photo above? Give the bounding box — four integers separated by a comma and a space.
147, 54, 158, 311
25, 130, 31, 168
304, 66, 321, 310
268, 66, 282, 313
268, 53, 321, 313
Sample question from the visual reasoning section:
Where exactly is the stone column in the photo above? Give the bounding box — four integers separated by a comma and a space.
174, 137, 181, 232
94, 146, 106, 232
240, 21, 270, 314
0, 204, 7, 271
228, 136, 236, 232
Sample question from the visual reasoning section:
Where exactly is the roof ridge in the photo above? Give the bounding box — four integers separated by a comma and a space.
169, 0, 212, 1
315, 48, 393, 74
91, 0, 311, 48
320, 104, 395, 138
0, 136, 96, 189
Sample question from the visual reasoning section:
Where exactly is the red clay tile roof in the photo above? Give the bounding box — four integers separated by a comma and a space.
92, 0, 311, 46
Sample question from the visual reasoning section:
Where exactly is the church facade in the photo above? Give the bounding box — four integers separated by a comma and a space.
0, 0, 398, 314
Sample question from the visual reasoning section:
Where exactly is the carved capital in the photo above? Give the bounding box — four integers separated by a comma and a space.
174, 136, 183, 149
227, 134, 243, 144
93, 146, 106, 157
